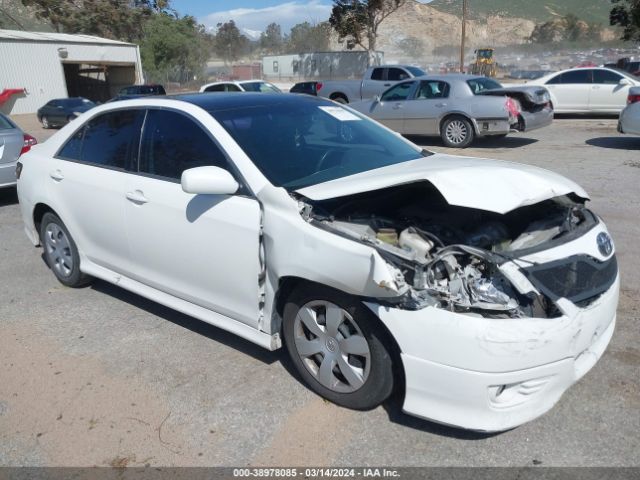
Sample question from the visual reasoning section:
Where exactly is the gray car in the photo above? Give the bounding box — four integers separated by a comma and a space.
349, 74, 553, 148
0, 113, 36, 189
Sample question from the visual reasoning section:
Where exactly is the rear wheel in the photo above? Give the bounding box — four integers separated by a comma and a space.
331, 94, 348, 104
441, 115, 474, 148
40, 212, 92, 287
283, 284, 394, 410
41, 116, 50, 129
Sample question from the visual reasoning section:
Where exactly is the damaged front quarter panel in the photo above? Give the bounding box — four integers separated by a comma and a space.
296, 180, 601, 320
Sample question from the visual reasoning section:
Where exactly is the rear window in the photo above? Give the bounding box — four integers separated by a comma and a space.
467, 77, 502, 94
406, 66, 426, 77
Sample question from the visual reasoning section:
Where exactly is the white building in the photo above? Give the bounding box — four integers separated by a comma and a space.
263, 51, 384, 81
0, 29, 144, 115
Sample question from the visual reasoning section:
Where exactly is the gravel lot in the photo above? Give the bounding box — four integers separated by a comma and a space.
1, 114, 639, 467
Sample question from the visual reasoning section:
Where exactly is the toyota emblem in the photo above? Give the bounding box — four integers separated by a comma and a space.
597, 232, 613, 257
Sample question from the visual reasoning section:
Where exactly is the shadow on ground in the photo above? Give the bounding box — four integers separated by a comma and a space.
90, 278, 505, 439
406, 135, 538, 149
0, 186, 18, 206
90, 279, 281, 365
586, 137, 640, 150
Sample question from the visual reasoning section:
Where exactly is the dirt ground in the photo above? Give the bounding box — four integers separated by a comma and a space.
0, 114, 638, 467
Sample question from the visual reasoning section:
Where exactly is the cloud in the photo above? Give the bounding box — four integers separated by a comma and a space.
201, 1, 333, 37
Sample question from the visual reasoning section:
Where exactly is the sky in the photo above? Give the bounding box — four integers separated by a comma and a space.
171, 1, 432, 39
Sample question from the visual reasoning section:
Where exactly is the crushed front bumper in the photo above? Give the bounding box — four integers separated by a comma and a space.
367, 274, 618, 431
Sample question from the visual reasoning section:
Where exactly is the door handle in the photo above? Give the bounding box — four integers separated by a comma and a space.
435, 103, 447, 108
126, 190, 148, 204
49, 170, 64, 181
384, 83, 391, 86
392, 103, 403, 109
592, 86, 600, 90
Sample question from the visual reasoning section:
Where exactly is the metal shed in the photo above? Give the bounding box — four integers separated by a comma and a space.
0, 29, 143, 115
263, 51, 384, 82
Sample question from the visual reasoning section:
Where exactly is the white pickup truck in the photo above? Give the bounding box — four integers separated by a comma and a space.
289, 65, 426, 104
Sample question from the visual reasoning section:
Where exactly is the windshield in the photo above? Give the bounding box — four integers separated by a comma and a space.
241, 82, 281, 93
467, 77, 502, 94
406, 66, 427, 77
210, 100, 427, 189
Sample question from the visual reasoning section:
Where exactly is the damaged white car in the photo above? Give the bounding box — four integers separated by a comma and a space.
16, 93, 618, 432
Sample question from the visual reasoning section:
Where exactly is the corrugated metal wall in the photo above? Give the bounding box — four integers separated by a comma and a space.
262, 52, 384, 81
0, 40, 143, 115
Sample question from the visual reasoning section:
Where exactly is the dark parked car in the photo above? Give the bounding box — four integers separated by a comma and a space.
37, 97, 96, 129
109, 84, 166, 102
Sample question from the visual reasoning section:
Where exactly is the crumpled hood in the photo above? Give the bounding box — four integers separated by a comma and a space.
295, 153, 589, 214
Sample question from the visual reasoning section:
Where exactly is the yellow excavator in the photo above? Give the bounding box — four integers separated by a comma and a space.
470, 48, 497, 77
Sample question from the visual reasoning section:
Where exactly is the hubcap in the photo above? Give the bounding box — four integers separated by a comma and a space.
293, 300, 371, 393
43, 117, 49, 128
44, 223, 74, 278
445, 120, 468, 145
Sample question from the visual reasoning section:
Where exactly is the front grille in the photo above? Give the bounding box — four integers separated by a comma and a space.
523, 254, 617, 306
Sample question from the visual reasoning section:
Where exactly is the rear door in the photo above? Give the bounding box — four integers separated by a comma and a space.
361, 67, 389, 100
124, 108, 262, 326
590, 69, 630, 112
48, 109, 143, 272
545, 69, 592, 111
0, 115, 23, 186
402, 80, 450, 135
368, 81, 418, 132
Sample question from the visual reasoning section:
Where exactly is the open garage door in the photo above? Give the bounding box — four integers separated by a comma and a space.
63, 63, 136, 103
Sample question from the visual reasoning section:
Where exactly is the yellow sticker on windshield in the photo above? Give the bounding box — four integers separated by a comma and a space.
319, 106, 361, 121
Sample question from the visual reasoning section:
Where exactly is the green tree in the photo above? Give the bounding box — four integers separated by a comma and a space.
329, 0, 405, 54
610, 0, 640, 41
286, 21, 331, 53
260, 22, 283, 53
214, 20, 248, 63
140, 13, 210, 83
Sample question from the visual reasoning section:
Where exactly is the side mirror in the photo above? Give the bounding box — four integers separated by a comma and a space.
373, 94, 381, 104
619, 78, 632, 86
181, 166, 239, 195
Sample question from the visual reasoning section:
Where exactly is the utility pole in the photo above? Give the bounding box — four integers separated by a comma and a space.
460, 0, 467, 73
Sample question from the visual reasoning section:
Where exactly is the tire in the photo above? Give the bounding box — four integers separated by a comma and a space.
40, 212, 92, 288
42, 116, 50, 129
331, 94, 348, 104
440, 115, 474, 148
283, 284, 394, 410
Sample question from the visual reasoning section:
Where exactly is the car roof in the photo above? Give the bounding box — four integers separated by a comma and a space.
404, 74, 489, 83
168, 92, 327, 111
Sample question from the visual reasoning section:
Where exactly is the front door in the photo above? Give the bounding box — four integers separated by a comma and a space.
402, 80, 451, 135
124, 108, 261, 327
590, 69, 631, 111
370, 81, 418, 132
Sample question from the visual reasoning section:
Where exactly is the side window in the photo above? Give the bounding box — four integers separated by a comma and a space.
139, 109, 230, 181
545, 73, 564, 85
226, 84, 242, 92
552, 70, 592, 84
381, 81, 416, 101
57, 126, 85, 160
387, 68, 410, 81
593, 69, 623, 84
370, 68, 384, 80
205, 84, 225, 92
416, 81, 449, 99
80, 109, 144, 170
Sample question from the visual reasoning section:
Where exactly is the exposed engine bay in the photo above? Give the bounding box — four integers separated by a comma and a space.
298, 181, 599, 318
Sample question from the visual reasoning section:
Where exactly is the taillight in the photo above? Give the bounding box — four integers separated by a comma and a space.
316, 82, 323, 92
20, 133, 37, 156
627, 93, 640, 105
505, 97, 520, 117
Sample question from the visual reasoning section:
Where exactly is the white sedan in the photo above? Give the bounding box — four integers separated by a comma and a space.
199, 80, 281, 93
618, 88, 640, 135
524, 67, 640, 113
16, 93, 618, 431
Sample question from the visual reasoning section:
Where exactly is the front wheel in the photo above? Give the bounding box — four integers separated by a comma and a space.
441, 115, 474, 148
283, 284, 395, 410
41, 116, 50, 129
40, 212, 92, 287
